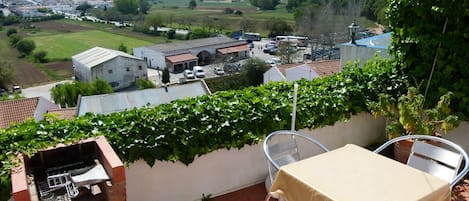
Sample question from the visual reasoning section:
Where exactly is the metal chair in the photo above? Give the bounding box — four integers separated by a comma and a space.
263, 130, 329, 191
374, 135, 469, 188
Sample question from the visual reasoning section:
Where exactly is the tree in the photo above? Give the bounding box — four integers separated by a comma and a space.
16, 39, 36, 56
6, 28, 17, 37
162, 67, 170, 85
138, 0, 150, 14
8, 33, 21, 47
33, 50, 48, 63
190, 28, 212, 39
167, 14, 175, 28
76, 2, 92, 15
145, 13, 164, 29
239, 17, 254, 32
0, 58, 14, 89
295, 0, 361, 60
167, 29, 176, 39
51, 80, 113, 108
243, 58, 268, 86
266, 18, 293, 37
361, 0, 388, 24
249, 0, 279, 10
118, 42, 128, 53
114, 0, 138, 14
277, 41, 299, 64
92, 79, 113, 94
388, 0, 469, 117
189, 0, 197, 9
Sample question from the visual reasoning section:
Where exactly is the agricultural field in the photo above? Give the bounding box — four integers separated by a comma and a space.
149, 0, 375, 36
30, 30, 154, 60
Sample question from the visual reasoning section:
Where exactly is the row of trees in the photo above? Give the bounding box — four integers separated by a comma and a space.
51, 79, 114, 108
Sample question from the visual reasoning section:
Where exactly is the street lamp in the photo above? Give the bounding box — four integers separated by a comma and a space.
348, 22, 360, 45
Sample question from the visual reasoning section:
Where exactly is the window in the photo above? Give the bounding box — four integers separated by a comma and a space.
108, 69, 112, 74
139, 66, 142, 70
126, 67, 130, 72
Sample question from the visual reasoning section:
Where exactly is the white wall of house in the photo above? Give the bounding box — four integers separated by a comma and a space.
125, 112, 387, 201
285, 65, 320, 81
90, 57, 147, 90
339, 45, 389, 69
263, 67, 286, 84
133, 47, 166, 69
73, 58, 92, 82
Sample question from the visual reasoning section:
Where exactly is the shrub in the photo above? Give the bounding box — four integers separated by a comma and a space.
33, 50, 48, 63
223, 8, 234, 14
6, 28, 17, 37
16, 39, 36, 56
167, 29, 176, 39
136, 78, 156, 89
8, 33, 21, 47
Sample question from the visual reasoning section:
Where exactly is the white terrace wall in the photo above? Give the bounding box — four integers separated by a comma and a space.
125, 112, 387, 201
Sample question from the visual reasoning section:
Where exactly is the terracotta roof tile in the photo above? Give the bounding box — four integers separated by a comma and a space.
217, 44, 249, 54
166, 53, 198, 64
0, 97, 39, 128
307, 60, 340, 77
47, 108, 77, 120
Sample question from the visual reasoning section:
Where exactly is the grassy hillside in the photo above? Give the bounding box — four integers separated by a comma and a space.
29, 30, 154, 60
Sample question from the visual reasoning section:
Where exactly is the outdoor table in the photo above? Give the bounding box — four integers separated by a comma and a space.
269, 144, 451, 201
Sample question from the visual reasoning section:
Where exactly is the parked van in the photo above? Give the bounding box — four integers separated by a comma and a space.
193, 66, 205, 78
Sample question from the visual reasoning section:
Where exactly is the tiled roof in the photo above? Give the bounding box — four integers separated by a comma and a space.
0, 97, 39, 128
166, 53, 198, 64
277, 60, 340, 78
217, 44, 249, 54
307, 60, 340, 77
47, 108, 77, 120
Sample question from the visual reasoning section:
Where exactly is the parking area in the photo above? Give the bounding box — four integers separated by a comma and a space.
146, 38, 314, 86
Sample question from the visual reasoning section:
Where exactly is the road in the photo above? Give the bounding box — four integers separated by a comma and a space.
22, 80, 71, 101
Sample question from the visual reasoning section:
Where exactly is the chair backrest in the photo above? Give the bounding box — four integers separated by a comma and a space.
374, 135, 469, 188
263, 130, 329, 187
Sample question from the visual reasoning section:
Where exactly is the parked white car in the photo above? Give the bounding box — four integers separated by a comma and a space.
193, 66, 205, 78
214, 67, 225, 75
184, 70, 195, 79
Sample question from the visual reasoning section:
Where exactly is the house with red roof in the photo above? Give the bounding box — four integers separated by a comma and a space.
0, 97, 59, 128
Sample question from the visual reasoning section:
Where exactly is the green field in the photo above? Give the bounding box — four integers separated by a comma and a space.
29, 30, 154, 60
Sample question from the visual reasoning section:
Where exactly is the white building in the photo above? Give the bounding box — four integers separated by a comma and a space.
339, 32, 391, 69
72, 47, 148, 90
133, 35, 249, 73
263, 60, 340, 84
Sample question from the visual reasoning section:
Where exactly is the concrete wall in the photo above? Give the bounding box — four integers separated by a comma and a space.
339, 45, 389, 69
125, 112, 387, 201
91, 57, 147, 90
73, 58, 92, 82
133, 47, 166, 70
